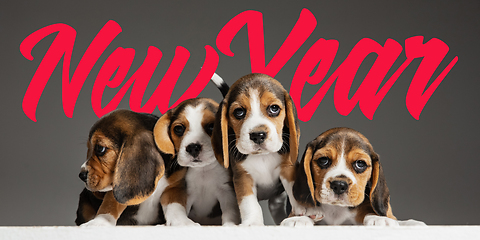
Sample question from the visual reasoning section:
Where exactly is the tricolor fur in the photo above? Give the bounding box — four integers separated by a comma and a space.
211, 73, 302, 225
282, 127, 426, 226
154, 98, 239, 225
76, 109, 166, 226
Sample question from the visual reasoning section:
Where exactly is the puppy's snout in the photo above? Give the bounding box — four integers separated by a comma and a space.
186, 143, 202, 158
330, 180, 348, 195
79, 171, 88, 183
250, 131, 266, 144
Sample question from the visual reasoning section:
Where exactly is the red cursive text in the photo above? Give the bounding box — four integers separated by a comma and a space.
20, 9, 457, 122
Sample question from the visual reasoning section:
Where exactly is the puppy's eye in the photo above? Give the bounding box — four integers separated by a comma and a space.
205, 123, 214, 135
173, 125, 185, 136
353, 160, 368, 173
94, 144, 106, 156
267, 104, 281, 117
316, 157, 331, 169
233, 108, 246, 120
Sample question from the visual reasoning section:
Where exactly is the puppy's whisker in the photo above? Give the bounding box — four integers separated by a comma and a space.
228, 139, 237, 146
229, 145, 236, 155
306, 193, 317, 206
229, 145, 241, 159
170, 158, 180, 169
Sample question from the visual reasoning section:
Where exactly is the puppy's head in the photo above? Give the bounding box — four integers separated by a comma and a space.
211, 73, 299, 168
293, 128, 392, 216
79, 110, 164, 205
154, 98, 218, 168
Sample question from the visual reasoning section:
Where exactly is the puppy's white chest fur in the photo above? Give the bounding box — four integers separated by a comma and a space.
134, 176, 169, 224
241, 153, 282, 194
320, 204, 356, 225
186, 162, 230, 223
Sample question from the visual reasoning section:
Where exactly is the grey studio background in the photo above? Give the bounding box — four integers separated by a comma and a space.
1, 0, 479, 226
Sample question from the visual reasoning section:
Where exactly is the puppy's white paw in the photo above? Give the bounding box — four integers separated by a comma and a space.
239, 217, 264, 226
222, 221, 237, 226
398, 219, 427, 226
240, 221, 264, 226
305, 207, 325, 222
80, 214, 116, 227
238, 197, 264, 226
281, 216, 315, 227
166, 216, 200, 226
163, 203, 200, 226
291, 204, 307, 216
364, 215, 399, 226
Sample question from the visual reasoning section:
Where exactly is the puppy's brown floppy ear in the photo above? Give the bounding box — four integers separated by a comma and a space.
211, 100, 229, 168
113, 131, 165, 205
284, 91, 300, 165
293, 145, 316, 206
369, 152, 395, 219
153, 111, 175, 156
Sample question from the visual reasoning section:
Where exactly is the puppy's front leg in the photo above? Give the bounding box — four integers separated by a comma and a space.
161, 170, 199, 226
80, 191, 126, 227
217, 185, 240, 226
234, 168, 263, 226
280, 165, 325, 222
268, 192, 287, 225
280, 164, 306, 217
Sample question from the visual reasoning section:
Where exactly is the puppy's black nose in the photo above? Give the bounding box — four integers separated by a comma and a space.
250, 131, 266, 144
186, 143, 202, 158
79, 171, 88, 183
330, 180, 348, 195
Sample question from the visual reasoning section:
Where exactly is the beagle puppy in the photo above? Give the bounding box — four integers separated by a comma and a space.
76, 109, 166, 226
211, 73, 304, 225
154, 97, 240, 226
281, 127, 426, 226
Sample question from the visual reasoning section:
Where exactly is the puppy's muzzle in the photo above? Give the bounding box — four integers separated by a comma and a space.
250, 131, 267, 144
79, 171, 88, 183
330, 180, 348, 195
186, 143, 202, 158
